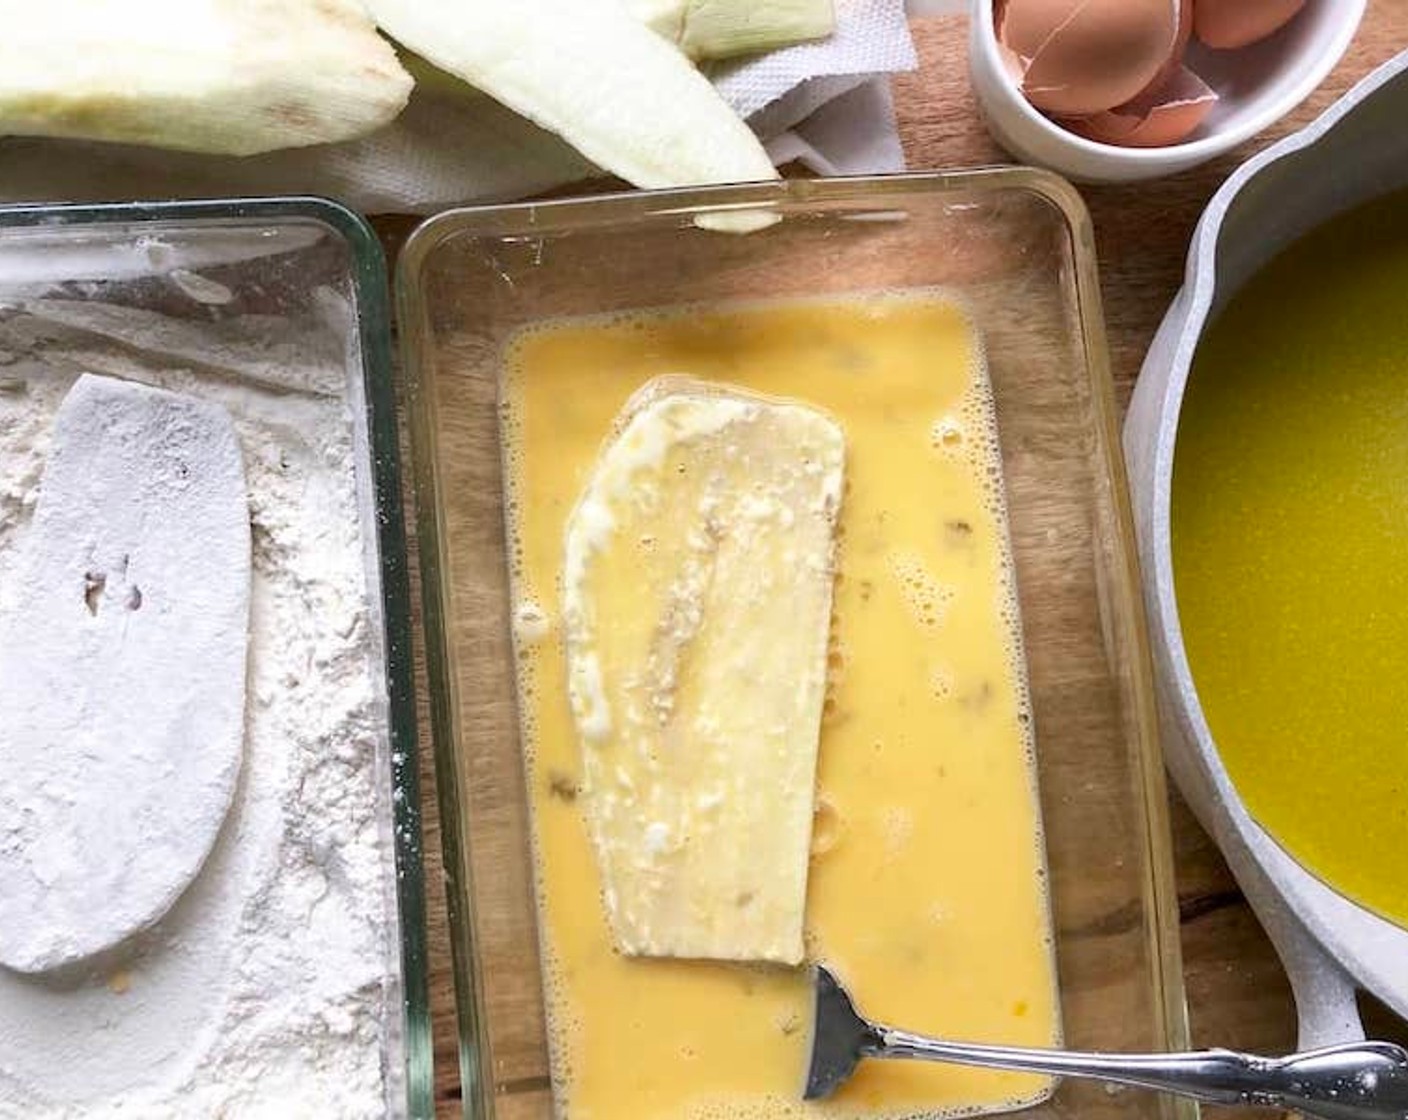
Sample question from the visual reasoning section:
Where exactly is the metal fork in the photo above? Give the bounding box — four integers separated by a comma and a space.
805, 965, 1408, 1119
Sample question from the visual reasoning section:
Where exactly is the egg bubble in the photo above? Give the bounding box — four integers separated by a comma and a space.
887, 550, 955, 631
930, 415, 967, 454
929, 665, 955, 700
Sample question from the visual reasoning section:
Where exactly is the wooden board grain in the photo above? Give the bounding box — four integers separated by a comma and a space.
384, 4, 1408, 1116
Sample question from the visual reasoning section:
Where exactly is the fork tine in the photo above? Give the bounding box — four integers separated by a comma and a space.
805, 965, 879, 1100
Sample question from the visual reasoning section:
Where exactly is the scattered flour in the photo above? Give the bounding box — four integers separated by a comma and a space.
0, 301, 403, 1118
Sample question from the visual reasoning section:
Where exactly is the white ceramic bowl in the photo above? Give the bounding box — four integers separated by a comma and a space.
1125, 50, 1408, 1046
969, 0, 1366, 183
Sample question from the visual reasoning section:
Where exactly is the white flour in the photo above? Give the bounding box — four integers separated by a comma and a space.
0, 302, 402, 1118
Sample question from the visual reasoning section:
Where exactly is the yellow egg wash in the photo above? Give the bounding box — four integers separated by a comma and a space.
1172, 190, 1408, 930
501, 295, 1059, 1119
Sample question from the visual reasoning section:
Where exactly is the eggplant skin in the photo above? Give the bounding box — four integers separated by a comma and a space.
365, 0, 778, 191
623, 0, 835, 60
0, 0, 412, 156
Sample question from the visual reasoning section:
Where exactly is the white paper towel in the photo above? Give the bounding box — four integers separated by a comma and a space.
767, 81, 907, 176
0, 0, 916, 215
714, 0, 916, 120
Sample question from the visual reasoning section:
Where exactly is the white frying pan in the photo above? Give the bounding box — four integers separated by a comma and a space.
1124, 50, 1408, 1048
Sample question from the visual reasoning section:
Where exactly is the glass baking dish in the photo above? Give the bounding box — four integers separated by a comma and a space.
0, 198, 432, 1119
397, 171, 1191, 1120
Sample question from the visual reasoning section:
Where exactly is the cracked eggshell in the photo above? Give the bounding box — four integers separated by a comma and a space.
1195, 0, 1307, 49
1000, 0, 1186, 117
971, 0, 1363, 181
1064, 65, 1217, 147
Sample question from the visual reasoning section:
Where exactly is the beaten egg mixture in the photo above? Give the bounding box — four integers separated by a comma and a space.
501, 294, 1059, 1119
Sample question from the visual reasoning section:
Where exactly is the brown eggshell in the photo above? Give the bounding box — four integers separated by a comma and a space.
1141, 0, 1195, 101
995, 0, 1056, 59
1195, 0, 1306, 49
1001, 0, 1183, 117
997, 40, 1026, 84
1063, 65, 1217, 147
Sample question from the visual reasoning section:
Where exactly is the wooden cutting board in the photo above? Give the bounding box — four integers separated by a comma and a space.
388, 5, 1408, 1116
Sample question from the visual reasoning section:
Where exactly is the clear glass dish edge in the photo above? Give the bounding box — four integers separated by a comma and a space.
0, 195, 436, 1120
395, 170, 1193, 1120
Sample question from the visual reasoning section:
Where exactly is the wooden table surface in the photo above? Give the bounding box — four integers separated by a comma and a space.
392, 6, 1408, 1117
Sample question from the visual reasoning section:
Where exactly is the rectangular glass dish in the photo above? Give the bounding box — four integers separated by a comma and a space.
0, 199, 432, 1119
398, 171, 1192, 1120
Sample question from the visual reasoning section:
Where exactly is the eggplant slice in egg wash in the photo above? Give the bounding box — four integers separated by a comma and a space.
562, 378, 844, 966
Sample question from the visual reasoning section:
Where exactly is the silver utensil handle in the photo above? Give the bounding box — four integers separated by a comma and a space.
875, 1031, 1408, 1120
